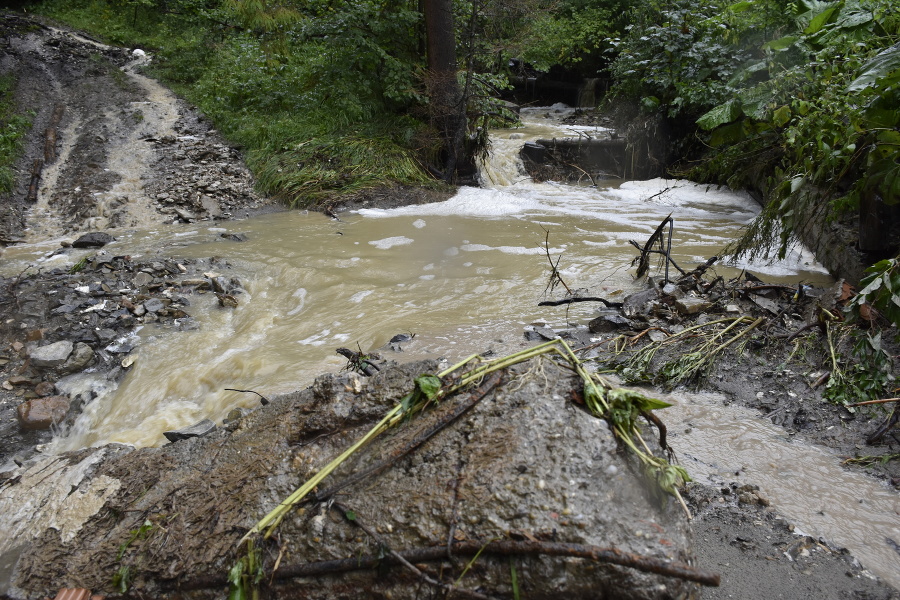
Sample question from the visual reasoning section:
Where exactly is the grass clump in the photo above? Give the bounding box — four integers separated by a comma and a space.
0, 75, 32, 194
34, 0, 446, 208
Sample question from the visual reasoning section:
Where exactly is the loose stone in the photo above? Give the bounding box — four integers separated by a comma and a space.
16, 396, 70, 430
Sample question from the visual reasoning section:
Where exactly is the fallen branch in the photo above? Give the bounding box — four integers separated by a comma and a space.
848, 397, 900, 407
332, 502, 499, 600
538, 296, 623, 308
315, 372, 503, 502
541, 226, 572, 295
224, 388, 270, 406
173, 539, 720, 591
629, 214, 685, 282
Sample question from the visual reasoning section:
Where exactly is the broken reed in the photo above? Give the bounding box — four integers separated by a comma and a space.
239, 338, 692, 547
613, 316, 765, 388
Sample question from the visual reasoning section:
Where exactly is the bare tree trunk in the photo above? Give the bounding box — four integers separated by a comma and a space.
423, 0, 464, 182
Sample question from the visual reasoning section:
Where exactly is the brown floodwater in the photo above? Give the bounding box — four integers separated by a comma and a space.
10, 107, 896, 588
664, 391, 900, 590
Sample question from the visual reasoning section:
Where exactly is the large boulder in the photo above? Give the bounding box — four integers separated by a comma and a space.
0, 361, 699, 599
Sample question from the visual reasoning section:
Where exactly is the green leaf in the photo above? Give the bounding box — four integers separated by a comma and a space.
727, 1, 754, 12
697, 99, 743, 131
848, 43, 900, 92
345, 510, 357, 521
709, 121, 747, 147
414, 374, 442, 400
608, 388, 672, 412
763, 36, 799, 52
112, 566, 131, 594
804, 5, 839, 35
772, 105, 792, 127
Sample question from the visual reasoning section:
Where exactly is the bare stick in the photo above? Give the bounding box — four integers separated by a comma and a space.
848, 398, 900, 407
315, 372, 503, 502
224, 388, 270, 405
538, 296, 623, 308
172, 539, 720, 590
541, 226, 572, 295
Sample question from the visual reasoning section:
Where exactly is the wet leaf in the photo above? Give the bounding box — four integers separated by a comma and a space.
697, 98, 743, 131
414, 374, 442, 400
848, 42, 900, 92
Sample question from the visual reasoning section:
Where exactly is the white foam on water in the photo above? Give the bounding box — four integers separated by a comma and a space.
368, 236, 414, 249
460, 243, 562, 256
349, 290, 374, 303
286, 288, 307, 316
297, 329, 331, 346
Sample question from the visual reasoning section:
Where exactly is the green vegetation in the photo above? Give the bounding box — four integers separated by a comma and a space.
609, 0, 899, 262
34, 0, 528, 206
0, 75, 32, 194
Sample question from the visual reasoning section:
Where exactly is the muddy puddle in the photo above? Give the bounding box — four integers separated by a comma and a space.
663, 391, 900, 589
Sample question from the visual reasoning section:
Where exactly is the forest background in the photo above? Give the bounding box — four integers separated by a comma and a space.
2, 0, 900, 321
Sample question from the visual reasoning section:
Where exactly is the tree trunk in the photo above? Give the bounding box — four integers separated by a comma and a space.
423, 0, 465, 182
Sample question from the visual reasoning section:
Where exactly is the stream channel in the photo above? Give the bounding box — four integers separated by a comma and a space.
4, 106, 898, 588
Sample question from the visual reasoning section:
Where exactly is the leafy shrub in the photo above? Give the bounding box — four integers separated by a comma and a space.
0, 76, 32, 194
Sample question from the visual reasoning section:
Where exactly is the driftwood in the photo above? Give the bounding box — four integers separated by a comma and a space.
538, 296, 623, 308
630, 214, 685, 282
173, 539, 720, 591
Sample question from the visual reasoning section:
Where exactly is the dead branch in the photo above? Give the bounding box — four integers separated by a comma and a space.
171, 539, 720, 591
865, 406, 899, 445
541, 226, 572, 295
332, 501, 499, 600
315, 371, 503, 502
224, 388, 270, 406
538, 296, 623, 309
849, 397, 900, 407
629, 214, 685, 282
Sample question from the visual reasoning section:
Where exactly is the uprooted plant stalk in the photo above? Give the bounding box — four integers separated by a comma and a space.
611, 316, 767, 388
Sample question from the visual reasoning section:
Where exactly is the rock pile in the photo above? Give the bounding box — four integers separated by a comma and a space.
145, 131, 266, 222
0, 246, 244, 464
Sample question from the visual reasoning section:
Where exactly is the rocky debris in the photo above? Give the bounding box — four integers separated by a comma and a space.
1, 360, 699, 599
71, 232, 114, 248
145, 129, 271, 222
532, 263, 900, 486
15, 395, 70, 430
163, 418, 216, 442
28, 341, 74, 369
0, 251, 245, 466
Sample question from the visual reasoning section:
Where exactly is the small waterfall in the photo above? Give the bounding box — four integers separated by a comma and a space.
577, 78, 600, 108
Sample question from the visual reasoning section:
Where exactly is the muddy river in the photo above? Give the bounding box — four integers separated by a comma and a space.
5, 107, 897, 587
